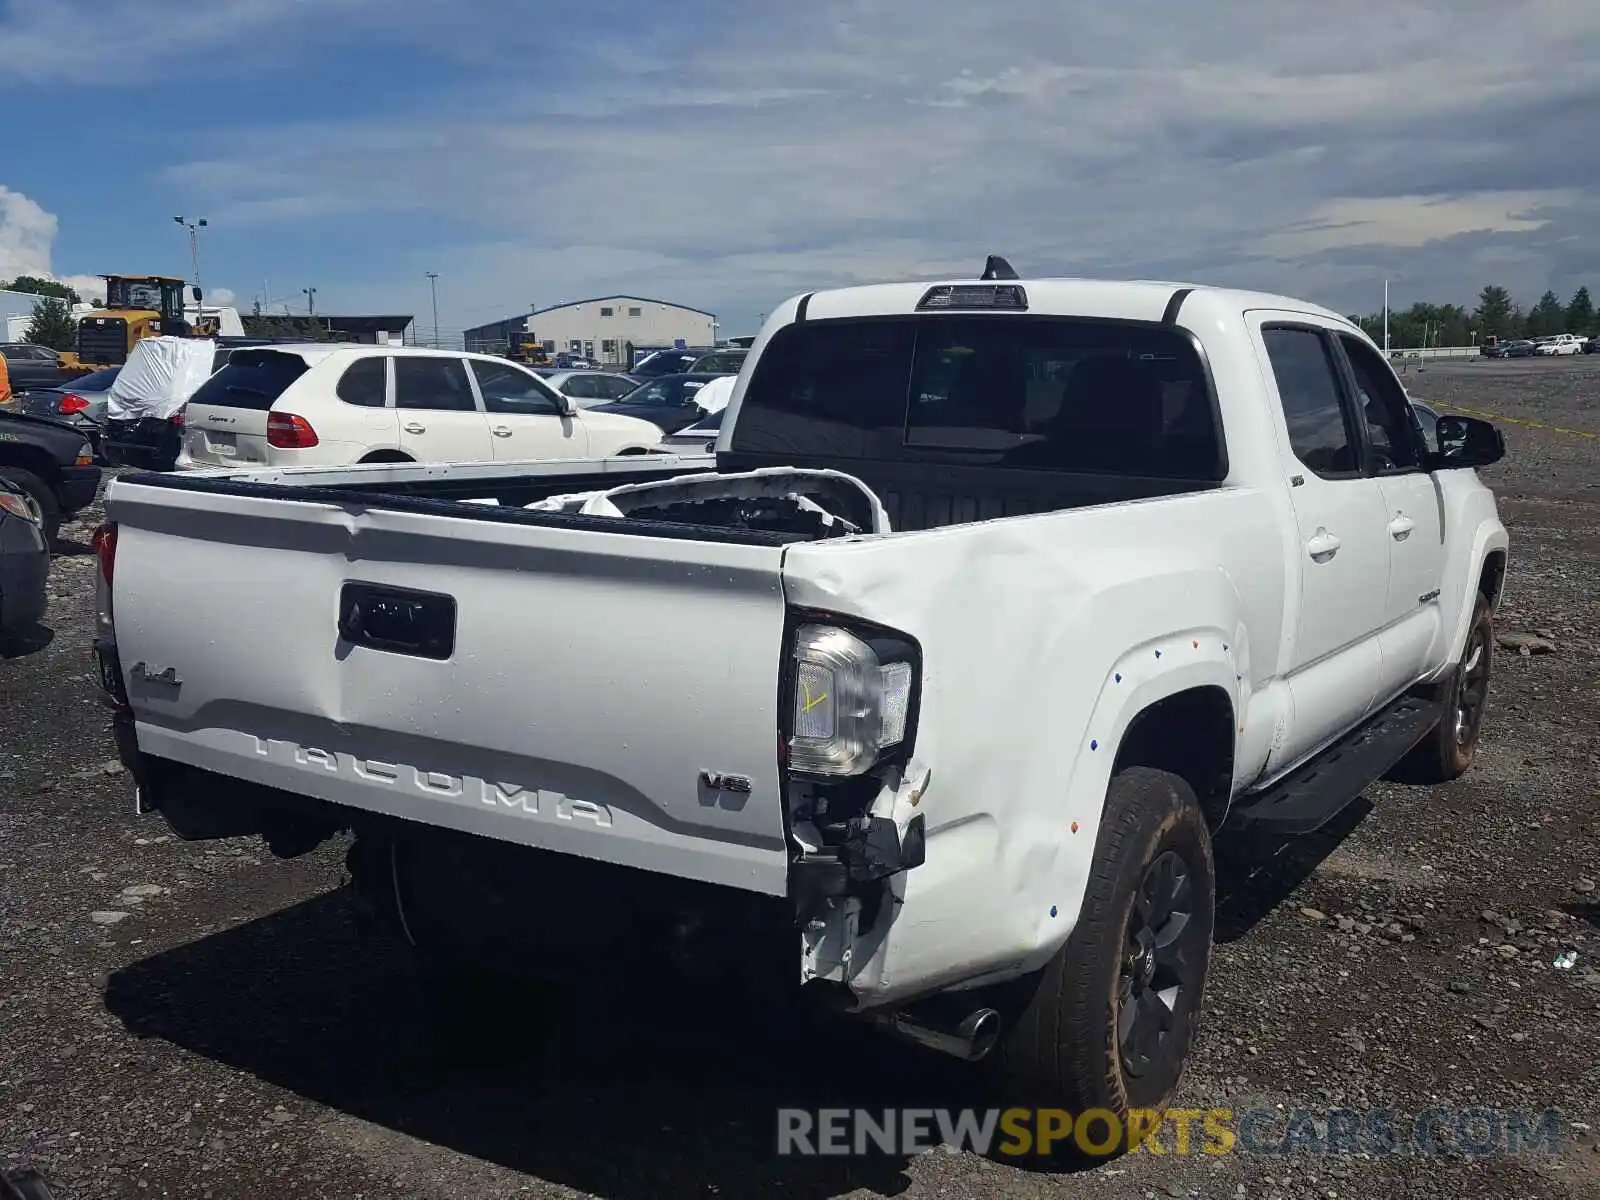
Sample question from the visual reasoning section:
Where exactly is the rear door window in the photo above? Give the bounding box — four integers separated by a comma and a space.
730, 315, 1222, 478
395, 357, 477, 411
185, 350, 310, 411
337, 356, 389, 407
1261, 328, 1359, 478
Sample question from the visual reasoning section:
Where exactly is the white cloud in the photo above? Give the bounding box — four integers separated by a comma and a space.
127, 0, 1600, 324
0, 186, 58, 281
1258, 192, 1580, 256
0, 184, 102, 300
0, 183, 244, 307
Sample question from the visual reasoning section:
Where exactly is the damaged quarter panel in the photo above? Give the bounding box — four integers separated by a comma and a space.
781, 485, 1283, 1007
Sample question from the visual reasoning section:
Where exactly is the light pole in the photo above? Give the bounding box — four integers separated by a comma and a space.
303, 287, 317, 315
426, 272, 440, 347
173, 215, 207, 310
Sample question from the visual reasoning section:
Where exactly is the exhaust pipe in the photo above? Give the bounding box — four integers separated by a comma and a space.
873, 1001, 1002, 1062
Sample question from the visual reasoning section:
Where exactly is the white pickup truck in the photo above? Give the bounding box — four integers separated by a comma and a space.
91, 261, 1509, 1137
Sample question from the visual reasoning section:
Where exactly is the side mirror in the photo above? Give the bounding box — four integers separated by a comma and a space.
1428, 415, 1505, 470
554, 390, 576, 416
191, 285, 203, 303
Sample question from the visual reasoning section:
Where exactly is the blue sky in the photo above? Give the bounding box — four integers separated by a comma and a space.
4, 0, 1599, 339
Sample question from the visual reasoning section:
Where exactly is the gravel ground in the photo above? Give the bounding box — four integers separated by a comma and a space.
2, 356, 1597, 1200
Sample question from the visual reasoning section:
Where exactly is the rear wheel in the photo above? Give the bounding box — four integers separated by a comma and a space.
1389, 593, 1494, 784
988, 766, 1215, 1162
0, 468, 60, 548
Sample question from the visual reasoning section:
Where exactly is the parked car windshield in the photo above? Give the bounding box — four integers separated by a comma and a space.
631, 351, 699, 378
619, 376, 708, 406
730, 315, 1223, 479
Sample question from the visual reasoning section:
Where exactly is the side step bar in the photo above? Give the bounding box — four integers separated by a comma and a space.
1226, 694, 1443, 837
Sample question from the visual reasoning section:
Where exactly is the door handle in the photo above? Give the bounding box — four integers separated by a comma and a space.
1306, 528, 1341, 561
403, 422, 426, 434
491, 425, 513, 437
1388, 513, 1415, 540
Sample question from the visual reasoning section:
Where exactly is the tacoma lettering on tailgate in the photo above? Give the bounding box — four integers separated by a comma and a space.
246, 736, 615, 827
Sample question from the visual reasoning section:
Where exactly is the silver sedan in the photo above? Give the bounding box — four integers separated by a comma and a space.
532, 369, 640, 408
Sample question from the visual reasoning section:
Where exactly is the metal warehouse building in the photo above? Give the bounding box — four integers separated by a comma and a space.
463, 296, 719, 367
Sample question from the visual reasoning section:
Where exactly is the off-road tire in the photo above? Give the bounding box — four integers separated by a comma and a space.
0, 468, 60, 548
1388, 593, 1494, 785
988, 766, 1215, 1162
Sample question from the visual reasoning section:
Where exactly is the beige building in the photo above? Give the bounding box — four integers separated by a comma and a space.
464, 295, 719, 367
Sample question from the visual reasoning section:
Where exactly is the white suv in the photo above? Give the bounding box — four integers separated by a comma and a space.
175, 344, 665, 470
1534, 333, 1584, 356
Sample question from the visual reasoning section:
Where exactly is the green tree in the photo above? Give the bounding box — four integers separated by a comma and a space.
1524, 290, 1565, 338
1473, 285, 1518, 338
3, 274, 80, 304
1565, 286, 1594, 334
24, 296, 77, 351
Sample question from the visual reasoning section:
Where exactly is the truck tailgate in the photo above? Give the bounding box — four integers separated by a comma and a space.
106, 480, 794, 895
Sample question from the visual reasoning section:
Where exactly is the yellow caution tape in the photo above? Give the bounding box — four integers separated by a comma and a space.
1412, 400, 1599, 441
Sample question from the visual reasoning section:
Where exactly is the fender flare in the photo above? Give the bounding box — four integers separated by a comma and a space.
1016, 632, 1241, 971
1440, 521, 1509, 670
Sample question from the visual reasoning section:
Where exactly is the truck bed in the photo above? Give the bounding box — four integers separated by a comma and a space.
125, 449, 1220, 538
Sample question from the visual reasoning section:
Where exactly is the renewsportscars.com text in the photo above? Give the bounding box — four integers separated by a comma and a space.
776, 1106, 1567, 1159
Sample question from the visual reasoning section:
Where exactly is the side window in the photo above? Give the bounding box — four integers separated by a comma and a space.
1261, 327, 1358, 478
336, 356, 388, 407
470, 360, 561, 415
395, 357, 476, 411
562, 376, 596, 400
1338, 334, 1422, 471
597, 375, 635, 400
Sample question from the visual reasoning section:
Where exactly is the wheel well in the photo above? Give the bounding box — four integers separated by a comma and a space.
1112, 686, 1235, 832
0, 445, 59, 482
1478, 550, 1506, 609
614, 445, 652, 455
358, 450, 414, 464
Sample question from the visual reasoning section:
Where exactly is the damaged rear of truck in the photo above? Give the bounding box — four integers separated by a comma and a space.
95, 274, 1335, 1131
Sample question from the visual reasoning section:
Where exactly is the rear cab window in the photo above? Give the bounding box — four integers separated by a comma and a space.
728, 315, 1224, 479
186, 350, 310, 411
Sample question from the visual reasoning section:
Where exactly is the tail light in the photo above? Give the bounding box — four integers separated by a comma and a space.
170, 406, 185, 428
267, 411, 319, 448
59, 392, 89, 414
92, 522, 117, 586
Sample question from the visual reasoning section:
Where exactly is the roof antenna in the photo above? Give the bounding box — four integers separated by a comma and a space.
980, 255, 1019, 281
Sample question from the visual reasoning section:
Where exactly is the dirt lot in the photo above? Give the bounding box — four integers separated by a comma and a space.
2, 356, 1597, 1200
